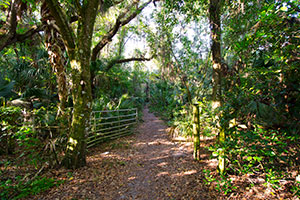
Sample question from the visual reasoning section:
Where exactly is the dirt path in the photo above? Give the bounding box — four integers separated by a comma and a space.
38, 107, 216, 200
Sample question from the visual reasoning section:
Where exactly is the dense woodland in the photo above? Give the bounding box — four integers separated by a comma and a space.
0, 0, 299, 199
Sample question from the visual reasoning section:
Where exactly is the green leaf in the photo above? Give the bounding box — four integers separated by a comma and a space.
246, 156, 252, 161
280, 6, 288, 12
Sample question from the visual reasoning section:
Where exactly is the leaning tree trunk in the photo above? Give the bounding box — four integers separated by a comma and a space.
41, 2, 68, 117
209, 0, 225, 175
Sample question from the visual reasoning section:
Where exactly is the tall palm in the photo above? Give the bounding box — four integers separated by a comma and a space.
41, 1, 68, 117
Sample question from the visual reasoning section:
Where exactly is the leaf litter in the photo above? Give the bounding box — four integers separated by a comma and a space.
34, 108, 297, 200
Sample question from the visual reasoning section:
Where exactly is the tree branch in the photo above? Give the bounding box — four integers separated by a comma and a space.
0, 0, 44, 52
0, 25, 44, 51
0, 0, 18, 51
80, 0, 100, 40
45, 0, 76, 52
91, 0, 152, 61
105, 56, 153, 71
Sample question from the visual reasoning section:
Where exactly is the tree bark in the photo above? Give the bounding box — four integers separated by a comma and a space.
209, 0, 222, 105
45, 0, 99, 169
41, 2, 68, 117
63, 0, 99, 169
209, 0, 225, 174
63, 52, 92, 168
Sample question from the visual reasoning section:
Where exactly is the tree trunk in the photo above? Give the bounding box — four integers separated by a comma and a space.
62, 49, 93, 168
45, 0, 99, 169
209, 0, 225, 174
209, 0, 222, 104
62, 6, 97, 168
41, 2, 68, 117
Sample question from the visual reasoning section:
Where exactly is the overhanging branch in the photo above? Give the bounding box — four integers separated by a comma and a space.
105, 56, 153, 71
0, 25, 43, 51
91, 0, 152, 61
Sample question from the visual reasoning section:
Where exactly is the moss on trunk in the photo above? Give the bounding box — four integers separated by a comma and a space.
193, 104, 201, 160
63, 55, 92, 169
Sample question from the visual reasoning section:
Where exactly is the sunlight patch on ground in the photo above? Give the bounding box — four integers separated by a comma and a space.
88, 151, 130, 163
149, 155, 169, 161
171, 170, 197, 178
88, 157, 102, 162
128, 176, 136, 181
172, 136, 193, 142
147, 141, 158, 145
183, 170, 197, 175
157, 162, 168, 167
202, 158, 218, 168
147, 141, 169, 145
156, 172, 169, 177
133, 142, 147, 147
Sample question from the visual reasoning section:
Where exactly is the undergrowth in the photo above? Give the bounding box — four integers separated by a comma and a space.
0, 175, 63, 200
